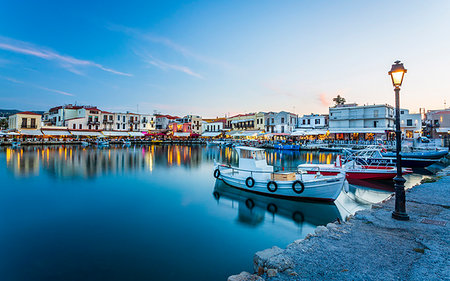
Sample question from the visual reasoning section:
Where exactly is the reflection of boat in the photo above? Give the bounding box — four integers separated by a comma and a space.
298, 155, 412, 181
213, 180, 343, 227
81, 141, 90, 147
122, 140, 132, 147
95, 139, 110, 147
214, 146, 346, 202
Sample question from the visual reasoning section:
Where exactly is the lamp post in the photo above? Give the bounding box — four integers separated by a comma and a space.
388, 60, 409, 221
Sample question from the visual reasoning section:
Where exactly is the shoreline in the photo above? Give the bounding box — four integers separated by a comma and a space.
229, 166, 450, 280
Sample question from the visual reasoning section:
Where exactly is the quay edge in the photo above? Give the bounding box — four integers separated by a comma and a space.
229, 166, 450, 281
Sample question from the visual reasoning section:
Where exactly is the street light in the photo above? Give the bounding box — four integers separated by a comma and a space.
388, 60, 409, 221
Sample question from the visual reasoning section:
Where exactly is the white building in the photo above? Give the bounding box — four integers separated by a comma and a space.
400, 109, 422, 139
328, 104, 395, 139
298, 114, 328, 129
8, 111, 42, 132
140, 114, 156, 132
265, 111, 297, 134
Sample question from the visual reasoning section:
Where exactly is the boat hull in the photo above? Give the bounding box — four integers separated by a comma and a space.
355, 157, 437, 168
217, 169, 345, 202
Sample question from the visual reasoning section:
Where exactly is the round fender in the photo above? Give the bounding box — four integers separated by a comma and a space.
292, 180, 305, 194
213, 169, 221, 179
267, 181, 278, 193
292, 211, 305, 223
245, 177, 255, 188
213, 191, 220, 200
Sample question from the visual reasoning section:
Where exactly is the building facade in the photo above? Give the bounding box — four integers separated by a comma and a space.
264, 111, 297, 133
328, 104, 395, 139
400, 109, 422, 139
298, 114, 329, 129
226, 112, 266, 131
8, 111, 42, 131
424, 109, 450, 139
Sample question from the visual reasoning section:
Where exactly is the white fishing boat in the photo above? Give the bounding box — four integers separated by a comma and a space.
95, 138, 110, 147
11, 141, 21, 148
213, 146, 346, 202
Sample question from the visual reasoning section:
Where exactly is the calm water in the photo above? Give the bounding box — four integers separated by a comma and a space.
0, 145, 434, 281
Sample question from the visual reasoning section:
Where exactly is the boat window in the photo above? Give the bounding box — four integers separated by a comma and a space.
254, 151, 266, 160
240, 149, 253, 159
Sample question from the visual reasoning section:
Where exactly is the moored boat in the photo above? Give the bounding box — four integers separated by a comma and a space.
352, 148, 438, 168
381, 149, 448, 160
213, 146, 346, 202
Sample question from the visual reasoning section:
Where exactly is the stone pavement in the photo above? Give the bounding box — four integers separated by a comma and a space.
229, 167, 450, 281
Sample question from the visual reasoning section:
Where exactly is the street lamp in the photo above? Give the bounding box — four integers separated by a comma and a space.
388, 60, 409, 221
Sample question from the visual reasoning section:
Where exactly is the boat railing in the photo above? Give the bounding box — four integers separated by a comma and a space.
217, 164, 306, 181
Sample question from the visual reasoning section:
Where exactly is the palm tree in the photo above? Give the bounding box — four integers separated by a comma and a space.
333, 95, 346, 106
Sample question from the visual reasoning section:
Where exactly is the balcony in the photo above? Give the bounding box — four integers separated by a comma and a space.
128, 119, 140, 124
88, 120, 100, 125
102, 119, 114, 124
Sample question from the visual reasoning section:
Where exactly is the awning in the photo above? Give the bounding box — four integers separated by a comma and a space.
42, 130, 71, 136
436, 128, 450, 133
238, 131, 260, 137
173, 132, 191, 137
202, 132, 222, 137
6, 132, 20, 136
20, 129, 43, 136
226, 131, 240, 136
266, 133, 291, 136
129, 132, 144, 137
101, 131, 130, 137
329, 128, 392, 134
291, 130, 307, 136
70, 131, 102, 136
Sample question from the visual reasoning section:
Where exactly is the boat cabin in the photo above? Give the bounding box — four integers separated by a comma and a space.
235, 146, 273, 172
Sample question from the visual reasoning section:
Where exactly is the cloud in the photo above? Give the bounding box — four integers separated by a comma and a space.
135, 50, 203, 78
0, 75, 75, 96
107, 24, 232, 69
0, 36, 132, 77
318, 93, 331, 107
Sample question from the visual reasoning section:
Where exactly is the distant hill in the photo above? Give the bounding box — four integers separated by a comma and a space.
0, 109, 45, 118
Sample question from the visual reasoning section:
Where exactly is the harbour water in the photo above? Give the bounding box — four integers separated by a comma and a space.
0, 145, 434, 281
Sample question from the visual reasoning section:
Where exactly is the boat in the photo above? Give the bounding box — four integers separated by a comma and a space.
274, 144, 301, 150
122, 140, 132, 147
11, 141, 21, 148
381, 149, 448, 160
213, 146, 346, 202
298, 155, 413, 181
95, 138, 110, 147
351, 148, 438, 168
81, 141, 90, 147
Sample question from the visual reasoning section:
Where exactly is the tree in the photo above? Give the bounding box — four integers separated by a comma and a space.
0, 118, 7, 130
333, 95, 346, 106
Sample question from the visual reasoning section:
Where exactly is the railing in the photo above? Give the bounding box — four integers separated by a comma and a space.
20, 125, 37, 129
217, 164, 305, 181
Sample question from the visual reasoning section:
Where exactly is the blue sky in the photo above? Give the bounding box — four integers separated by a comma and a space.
0, 0, 449, 117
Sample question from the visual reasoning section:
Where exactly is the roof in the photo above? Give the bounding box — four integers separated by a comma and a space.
16, 111, 41, 116
228, 113, 255, 119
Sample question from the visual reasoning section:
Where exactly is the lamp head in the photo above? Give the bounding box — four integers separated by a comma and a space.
388, 60, 407, 88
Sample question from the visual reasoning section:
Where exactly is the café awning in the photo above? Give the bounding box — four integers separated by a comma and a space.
329, 128, 391, 134
42, 129, 71, 136
173, 132, 191, 137
70, 130, 102, 136
20, 129, 43, 136
129, 132, 144, 137
102, 131, 130, 137
202, 132, 222, 137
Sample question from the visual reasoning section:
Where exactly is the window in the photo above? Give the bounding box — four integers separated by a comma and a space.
89, 125, 92, 130
407, 119, 413, 126
79, 124, 82, 129
30, 118, 36, 128
315, 119, 320, 124
401, 110, 404, 114
123, 124, 125, 129
302, 120, 305, 125
123, 116, 125, 122
96, 126, 98, 130
73, 124, 76, 129
117, 124, 120, 130
281, 117, 285, 123
135, 124, 138, 129
373, 121, 377, 128
307, 119, 310, 125
117, 115, 120, 121
271, 118, 274, 123
374, 110, 379, 117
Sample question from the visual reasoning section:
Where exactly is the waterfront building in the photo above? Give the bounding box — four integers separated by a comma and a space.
264, 111, 297, 134
155, 114, 179, 130
328, 103, 395, 140
139, 114, 156, 132
113, 112, 141, 131
298, 114, 329, 129
177, 115, 203, 135
202, 118, 226, 137
400, 109, 422, 139
226, 112, 265, 131
8, 111, 42, 133
424, 108, 450, 141
100, 111, 115, 131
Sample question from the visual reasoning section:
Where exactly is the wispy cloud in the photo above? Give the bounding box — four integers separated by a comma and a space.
135, 49, 203, 79
0, 36, 132, 77
318, 93, 331, 107
0, 75, 75, 96
107, 23, 232, 69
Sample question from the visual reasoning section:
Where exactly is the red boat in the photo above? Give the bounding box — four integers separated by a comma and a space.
298, 155, 412, 181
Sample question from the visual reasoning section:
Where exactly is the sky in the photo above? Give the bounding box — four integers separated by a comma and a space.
0, 0, 449, 118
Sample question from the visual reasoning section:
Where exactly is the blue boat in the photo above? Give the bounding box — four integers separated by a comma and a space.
381, 149, 448, 160
274, 144, 301, 150
351, 148, 438, 168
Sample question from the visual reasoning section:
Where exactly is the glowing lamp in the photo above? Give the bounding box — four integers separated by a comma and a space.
388, 60, 407, 88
